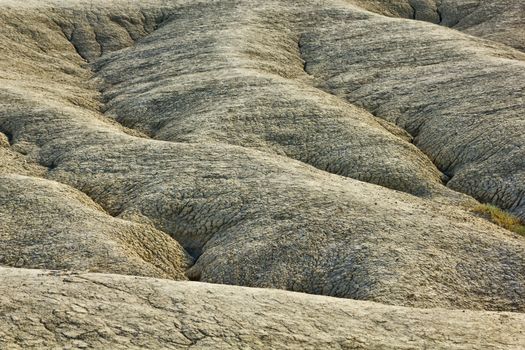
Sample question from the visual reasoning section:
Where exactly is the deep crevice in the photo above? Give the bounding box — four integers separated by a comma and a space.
298, 35, 312, 76
186, 269, 201, 282
436, 6, 443, 24
409, 3, 417, 20
2, 130, 14, 146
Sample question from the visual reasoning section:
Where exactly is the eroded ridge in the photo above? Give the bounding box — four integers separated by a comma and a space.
68, 0, 525, 219
92, 2, 457, 200
2, 267, 525, 350
350, 0, 525, 51
296, 3, 525, 220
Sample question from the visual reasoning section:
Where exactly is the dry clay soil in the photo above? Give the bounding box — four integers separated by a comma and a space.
1, 0, 525, 348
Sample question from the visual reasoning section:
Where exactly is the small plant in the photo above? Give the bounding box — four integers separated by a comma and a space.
473, 204, 525, 236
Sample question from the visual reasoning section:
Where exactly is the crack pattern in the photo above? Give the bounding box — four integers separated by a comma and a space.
1, 0, 524, 313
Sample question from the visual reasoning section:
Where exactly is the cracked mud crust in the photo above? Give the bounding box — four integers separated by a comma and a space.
0, 0, 524, 348
1, 267, 525, 349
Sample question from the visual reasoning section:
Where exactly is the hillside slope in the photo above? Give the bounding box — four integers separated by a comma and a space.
2, 267, 525, 349
0, 0, 524, 347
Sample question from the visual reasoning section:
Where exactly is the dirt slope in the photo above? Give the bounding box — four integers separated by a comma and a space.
0, 0, 524, 348
2, 267, 525, 350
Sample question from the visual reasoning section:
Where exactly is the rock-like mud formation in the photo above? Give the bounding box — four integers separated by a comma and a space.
0, 174, 191, 278
1, 0, 524, 348
2, 267, 525, 349
352, 0, 525, 51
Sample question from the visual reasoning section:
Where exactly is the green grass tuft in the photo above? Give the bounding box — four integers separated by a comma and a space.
473, 204, 525, 236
